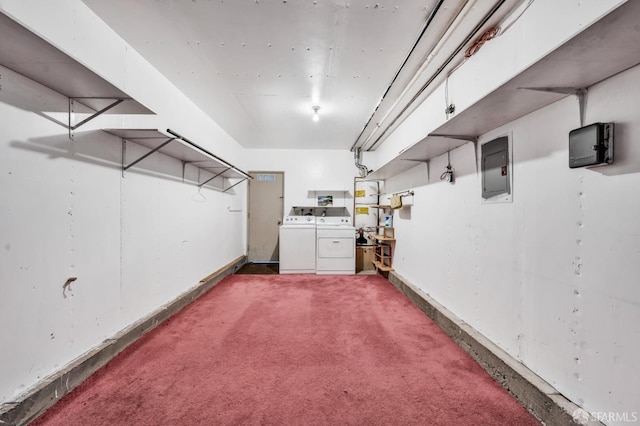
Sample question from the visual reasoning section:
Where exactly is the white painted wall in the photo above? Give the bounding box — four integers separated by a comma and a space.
0, 1, 247, 404
371, 2, 639, 422
384, 62, 640, 424
244, 149, 358, 214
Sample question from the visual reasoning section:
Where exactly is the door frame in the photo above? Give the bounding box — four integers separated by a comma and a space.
246, 170, 285, 262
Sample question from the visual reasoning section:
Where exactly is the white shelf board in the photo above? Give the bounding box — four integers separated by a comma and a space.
368, 0, 640, 181
0, 12, 153, 115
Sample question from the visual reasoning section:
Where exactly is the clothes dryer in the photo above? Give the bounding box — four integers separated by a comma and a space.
316, 216, 356, 275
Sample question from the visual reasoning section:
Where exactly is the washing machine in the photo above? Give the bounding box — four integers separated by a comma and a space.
316, 216, 356, 275
279, 215, 316, 274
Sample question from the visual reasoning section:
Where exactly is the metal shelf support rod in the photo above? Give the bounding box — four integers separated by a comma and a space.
198, 167, 231, 188
223, 177, 249, 193
123, 137, 175, 171
519, 87, 588, 126
69, 98, 126, 132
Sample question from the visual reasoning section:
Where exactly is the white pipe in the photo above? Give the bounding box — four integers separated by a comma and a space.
354, 147, 370, 177
359, 0, 480, 151
496, 0, 534, 36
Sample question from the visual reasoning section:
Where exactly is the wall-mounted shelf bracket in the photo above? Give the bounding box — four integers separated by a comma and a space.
121, 137, 175, 173
428, 134, 478, 174
473, 139, 479, 174
198, 167, 231, 188
68, 97, 127, 139
402, 158, 430, 182
519, 87, 588, 126
223, 177, 250, 193
428, 134, 477, 143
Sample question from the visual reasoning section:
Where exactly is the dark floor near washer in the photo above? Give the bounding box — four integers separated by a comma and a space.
236, 262, 279, 274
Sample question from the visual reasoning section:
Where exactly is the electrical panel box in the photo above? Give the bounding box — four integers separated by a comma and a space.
568, 122, 613, 168
482, 136, 510, 200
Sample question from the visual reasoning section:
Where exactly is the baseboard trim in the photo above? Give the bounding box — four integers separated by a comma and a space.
387, 271, 600, 426
0, 255, 246, 426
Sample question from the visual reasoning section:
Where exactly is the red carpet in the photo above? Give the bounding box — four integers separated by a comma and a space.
32, 274, 539, 425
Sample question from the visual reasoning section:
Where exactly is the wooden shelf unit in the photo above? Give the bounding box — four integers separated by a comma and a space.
372, 261, 394, 273
373, 226, 395, 274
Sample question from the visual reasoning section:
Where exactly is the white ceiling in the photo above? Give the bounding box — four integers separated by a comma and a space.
81, 0, 507, 150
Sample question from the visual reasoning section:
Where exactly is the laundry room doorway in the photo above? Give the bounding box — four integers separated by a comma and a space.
247, 171, 284, 263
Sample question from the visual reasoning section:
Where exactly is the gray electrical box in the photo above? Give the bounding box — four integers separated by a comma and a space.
482, 136, 510, 200
568, 122, 613, 168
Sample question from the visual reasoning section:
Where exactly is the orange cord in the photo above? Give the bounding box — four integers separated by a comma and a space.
465, 27, 498, 58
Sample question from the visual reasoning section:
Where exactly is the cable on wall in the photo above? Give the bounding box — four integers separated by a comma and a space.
464, 27, 498, 58
444, 75, 455, 119
465, 0, 534, 58
440, 151, 455, 184
365, 0, 508, 151
362, 0, 536, 152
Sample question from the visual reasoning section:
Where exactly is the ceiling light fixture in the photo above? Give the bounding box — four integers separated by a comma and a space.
312, 105, 320, 122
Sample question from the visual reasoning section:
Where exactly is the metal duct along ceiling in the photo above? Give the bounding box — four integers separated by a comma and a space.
352, 0, 527, 153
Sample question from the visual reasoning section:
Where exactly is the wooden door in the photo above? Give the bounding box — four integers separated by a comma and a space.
247, 171, 284, 262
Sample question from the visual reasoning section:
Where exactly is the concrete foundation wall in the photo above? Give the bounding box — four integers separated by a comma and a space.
0, 257, 245, 426
387, 271, 605, 426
